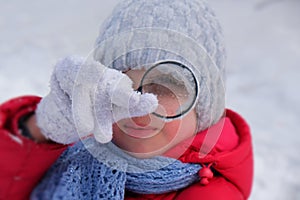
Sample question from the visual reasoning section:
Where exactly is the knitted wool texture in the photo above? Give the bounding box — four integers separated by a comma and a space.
31, 138, 201, 199
94, 0, 226, 132
36, 56, 158, 144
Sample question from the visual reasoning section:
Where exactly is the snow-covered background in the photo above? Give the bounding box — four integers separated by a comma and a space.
1, 0, 299, 199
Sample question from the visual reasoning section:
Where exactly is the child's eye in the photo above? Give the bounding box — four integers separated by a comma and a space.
138, 60, 198, 119
142, 82, 187, 98
141, 82, 190, 116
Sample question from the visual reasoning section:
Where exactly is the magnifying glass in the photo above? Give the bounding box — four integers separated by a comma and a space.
137, 60, 199, 120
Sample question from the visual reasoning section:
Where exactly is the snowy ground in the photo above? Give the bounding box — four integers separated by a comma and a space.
1, 0, 299, 199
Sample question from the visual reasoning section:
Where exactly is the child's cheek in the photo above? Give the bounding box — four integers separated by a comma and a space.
161, 120, 183, 141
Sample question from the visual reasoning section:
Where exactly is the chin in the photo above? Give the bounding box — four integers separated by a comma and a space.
113, 139, 175, 159
125, 148, 167, 159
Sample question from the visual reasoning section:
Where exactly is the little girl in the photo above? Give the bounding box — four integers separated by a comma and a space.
0, 0, 253, 199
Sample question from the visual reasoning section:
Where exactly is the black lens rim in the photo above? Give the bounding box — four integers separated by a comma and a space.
137, 60, 199, 120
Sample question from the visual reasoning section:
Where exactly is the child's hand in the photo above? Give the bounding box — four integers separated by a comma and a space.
36, 56, 158, 144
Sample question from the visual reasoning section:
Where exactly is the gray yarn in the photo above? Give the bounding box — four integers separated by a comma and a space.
31, 138, 201, 199
93, 0, 226, 132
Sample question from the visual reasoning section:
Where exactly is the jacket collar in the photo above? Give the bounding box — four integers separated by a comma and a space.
164, 109, 254, 198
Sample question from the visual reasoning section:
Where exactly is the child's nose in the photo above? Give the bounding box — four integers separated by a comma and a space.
131, 114, 152, 127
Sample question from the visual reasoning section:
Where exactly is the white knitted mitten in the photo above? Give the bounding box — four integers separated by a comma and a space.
36, 56, 158, 144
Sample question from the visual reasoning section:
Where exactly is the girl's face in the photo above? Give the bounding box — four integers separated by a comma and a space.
112, 70, 197, 158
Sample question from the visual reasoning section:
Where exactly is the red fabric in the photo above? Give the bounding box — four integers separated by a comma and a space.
0, 96, 253, 200
0, 96, 68, 200
127, 110, 254, 200
175, 109, 253, 200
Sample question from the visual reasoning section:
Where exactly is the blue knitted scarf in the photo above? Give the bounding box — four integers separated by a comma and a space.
31, 138, 201, 200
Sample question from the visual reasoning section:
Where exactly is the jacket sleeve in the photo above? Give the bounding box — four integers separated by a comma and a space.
0, 96, 68, 200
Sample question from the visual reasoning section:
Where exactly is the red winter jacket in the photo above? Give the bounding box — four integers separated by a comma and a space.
0, 96, 253, 200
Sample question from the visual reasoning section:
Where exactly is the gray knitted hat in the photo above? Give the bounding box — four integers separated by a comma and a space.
94, 0, 226, 132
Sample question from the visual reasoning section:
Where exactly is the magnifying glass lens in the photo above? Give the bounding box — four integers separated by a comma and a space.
140, 61, 198, 119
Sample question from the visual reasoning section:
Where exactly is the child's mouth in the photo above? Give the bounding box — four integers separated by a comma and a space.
122, 124, 159, 139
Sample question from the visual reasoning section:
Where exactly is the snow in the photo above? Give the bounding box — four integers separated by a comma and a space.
209, 1, 300, 199
1, 0, 299, 199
